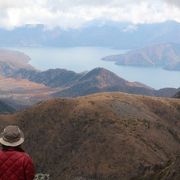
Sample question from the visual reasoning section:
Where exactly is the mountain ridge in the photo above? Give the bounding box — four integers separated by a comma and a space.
53, 67, 155, 97
2, 65, 179, 99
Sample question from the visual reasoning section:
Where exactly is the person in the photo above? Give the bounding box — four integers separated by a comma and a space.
0, 125, 35, 180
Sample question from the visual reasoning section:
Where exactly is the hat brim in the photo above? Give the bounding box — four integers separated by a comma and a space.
0, 129, 24, 147
0, 137, 24, 147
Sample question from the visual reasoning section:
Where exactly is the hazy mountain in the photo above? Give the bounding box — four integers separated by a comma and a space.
0, 92, 179, 179
165, 61, 180, 71
0, 21, 179, 49
0, 50, 57, 109
52, 68, 155, 97
103, 43, 180, 71
0, 49, 35, 76
155, 88, 180, 98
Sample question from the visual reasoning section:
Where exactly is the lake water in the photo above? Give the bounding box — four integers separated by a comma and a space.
10, 46, 180, 89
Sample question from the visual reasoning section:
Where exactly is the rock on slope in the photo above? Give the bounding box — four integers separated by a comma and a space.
0, 92, 179, 179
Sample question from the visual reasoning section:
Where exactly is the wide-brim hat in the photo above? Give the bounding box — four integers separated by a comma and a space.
0, 125, 24, 147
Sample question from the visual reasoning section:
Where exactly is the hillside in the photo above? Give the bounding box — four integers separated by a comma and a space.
12, 68, 84, 88
0, 75, 56, 107
138, 156, 180, 180
102, 43, 180, 71
174, 91, 180, 98
0, 100, 15, 114
53, 68, 154, 97
0, 92, 179, 179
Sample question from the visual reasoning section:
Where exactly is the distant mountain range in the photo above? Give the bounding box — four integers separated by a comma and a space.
9, 67, 180, 98
0, 21, 180, 49
0, 92, 179, 179
103, 43, 180, 71
0, 49, 179, 111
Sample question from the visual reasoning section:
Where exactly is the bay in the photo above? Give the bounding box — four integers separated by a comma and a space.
11, 46, 180, 89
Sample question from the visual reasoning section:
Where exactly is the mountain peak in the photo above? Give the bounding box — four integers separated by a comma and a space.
80, 67, 126, 82
53, 67, 154, 97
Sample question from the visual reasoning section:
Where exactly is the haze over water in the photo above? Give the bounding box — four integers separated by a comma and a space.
12, 46, 180, 90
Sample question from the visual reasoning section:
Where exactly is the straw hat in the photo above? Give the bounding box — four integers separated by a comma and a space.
0, 125, 24, 147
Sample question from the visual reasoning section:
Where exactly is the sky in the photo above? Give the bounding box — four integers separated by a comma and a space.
0, 0, 180, 30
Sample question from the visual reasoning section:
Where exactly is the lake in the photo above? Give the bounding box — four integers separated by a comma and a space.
10, 46, 180, 89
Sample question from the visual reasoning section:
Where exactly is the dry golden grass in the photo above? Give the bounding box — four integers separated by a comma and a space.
0, 92, 179, 179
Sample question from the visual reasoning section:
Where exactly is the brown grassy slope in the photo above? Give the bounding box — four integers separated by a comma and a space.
0, 75, 56, 106
0, 92, 179, 179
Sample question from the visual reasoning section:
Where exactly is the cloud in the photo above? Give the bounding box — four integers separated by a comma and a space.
165, 0, 180, 7
0, 0, 179, 30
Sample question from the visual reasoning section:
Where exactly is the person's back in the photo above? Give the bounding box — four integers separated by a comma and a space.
0, 125, 35, 180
